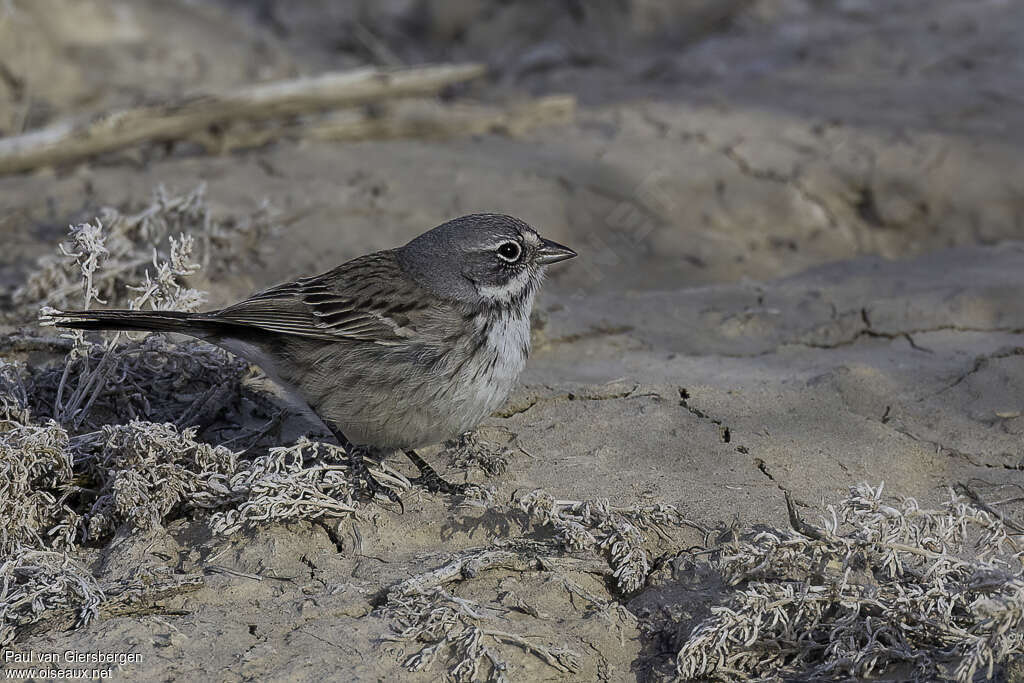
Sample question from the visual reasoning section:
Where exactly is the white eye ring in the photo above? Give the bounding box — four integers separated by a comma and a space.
496, 241, 522, 262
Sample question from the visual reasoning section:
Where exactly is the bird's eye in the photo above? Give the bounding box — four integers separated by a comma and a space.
496, 241, 522, 262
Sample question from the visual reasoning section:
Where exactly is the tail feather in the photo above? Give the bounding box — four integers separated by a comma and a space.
47, 309, 217, 338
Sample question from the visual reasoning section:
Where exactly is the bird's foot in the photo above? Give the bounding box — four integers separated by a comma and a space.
404, 449, 469, 495
346, 446, 404, 509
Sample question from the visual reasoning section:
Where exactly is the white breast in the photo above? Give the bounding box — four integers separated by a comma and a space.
459, 303, 532, 428
485, 308, 531, 384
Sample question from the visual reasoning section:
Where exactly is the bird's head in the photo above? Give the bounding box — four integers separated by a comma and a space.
397, 213, 576, 308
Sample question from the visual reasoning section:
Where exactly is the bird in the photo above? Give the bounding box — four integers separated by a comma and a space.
50, 213, 577, 502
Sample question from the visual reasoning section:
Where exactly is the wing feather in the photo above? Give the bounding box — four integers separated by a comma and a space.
210, 251, 433, 345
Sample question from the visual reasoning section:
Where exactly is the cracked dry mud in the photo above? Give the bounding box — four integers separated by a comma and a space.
2, 0, 1024, 680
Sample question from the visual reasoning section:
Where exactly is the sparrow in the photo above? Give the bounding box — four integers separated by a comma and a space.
51, 213, 577, 502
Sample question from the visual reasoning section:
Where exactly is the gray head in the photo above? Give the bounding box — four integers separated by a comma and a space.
396, 214, 576, 308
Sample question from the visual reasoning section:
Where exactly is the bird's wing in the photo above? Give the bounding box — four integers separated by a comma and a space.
211, 251, 443, 346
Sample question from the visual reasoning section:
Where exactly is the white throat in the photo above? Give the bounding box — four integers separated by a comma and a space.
476, 268, 539, 307
471, 296, 532, 407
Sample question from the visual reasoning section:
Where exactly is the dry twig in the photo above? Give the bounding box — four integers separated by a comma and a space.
0, 64, 486, 174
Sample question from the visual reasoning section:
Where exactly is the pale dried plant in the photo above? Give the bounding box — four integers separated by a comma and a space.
381, 586, 580, 682
79, 421, 239, 540
13, 183, 277, 311
60, 220, 110, 308
444, 430, 510, 478
376, 539, 636, 679
127, 233, 206, 313
27, 187, 246, 432
203, 438, 360, 536
673, 483, 1024, 682
518, 489, 696, 593
0, 550, 104, 647
0, 413, 75, 555
24, 330, 246, 435
0, 360, 31, 424
0, 189, 382, 647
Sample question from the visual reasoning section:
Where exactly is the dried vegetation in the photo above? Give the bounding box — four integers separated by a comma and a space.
2, 189, 1022, 681
663, 485, 1024, 682
0, 187, 374, 646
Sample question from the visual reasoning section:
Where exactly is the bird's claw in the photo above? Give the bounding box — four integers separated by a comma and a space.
346, 447, 404, 509
403, 449, 469, 495
408, 472, 469, 495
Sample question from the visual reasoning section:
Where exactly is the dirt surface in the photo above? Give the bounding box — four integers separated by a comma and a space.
2, 1, 1024, 681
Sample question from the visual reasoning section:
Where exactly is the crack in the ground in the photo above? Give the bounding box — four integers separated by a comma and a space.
495, 396, 539, 418
720, 143, 843, 237
676, 390, 812, 502
495, 384, 644, 418
317, 520, 347, 554
613, 310, 1024, 360
751, 454, 811, 507
916, 346, 1024, 402
784, 306, 1024, 353
677, 387, 733, 444
895, 426, 1022, 471
827, 368, 1024, 472
753, 457, 775, 481
896, 426, 983, 466
682, 129, 844, 243
792, 329, 932, 352
698, 321, 1024, 359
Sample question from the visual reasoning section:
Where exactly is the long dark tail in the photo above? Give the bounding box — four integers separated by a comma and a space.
47, 309, 221, 339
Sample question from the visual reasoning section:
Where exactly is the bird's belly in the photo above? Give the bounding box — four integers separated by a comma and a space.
313, 314, 530, 449
321, 361, 521, 449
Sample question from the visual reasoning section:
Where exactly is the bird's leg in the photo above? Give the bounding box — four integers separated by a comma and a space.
403, 449, 468, 495
328, 427, 402, 505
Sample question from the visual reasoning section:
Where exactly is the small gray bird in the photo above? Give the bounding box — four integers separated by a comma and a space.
52, 213, 576, 500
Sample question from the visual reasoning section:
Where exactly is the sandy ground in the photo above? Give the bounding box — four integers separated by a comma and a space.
2, 0, 1024, 680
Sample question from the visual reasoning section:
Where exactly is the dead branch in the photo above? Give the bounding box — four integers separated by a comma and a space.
0, 63, 486, 174
307, 95, 574, 142
387, 541, 609, 602
480, 629, 580, 673
190, 95, 576, 153
785, 490, 826, 540
12, 573, 204, 642
0, 333, 75, 354
389, 548, 537, 598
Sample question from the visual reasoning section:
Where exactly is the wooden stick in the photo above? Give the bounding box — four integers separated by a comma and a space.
195, 95, 576, 153
0, 63, 486, 174
12, 573, 204, 642
389, 548, 535, 597
307, 95, 575, 143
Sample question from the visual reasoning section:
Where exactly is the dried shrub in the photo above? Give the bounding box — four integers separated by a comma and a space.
671, 484, 1024, 682
0, 187, 384, 647
80, 421, 239, 540
0, 550, 103, 647
203, 438, 358, 535
444, 430, 511, 478
0, 415, 76, 554
382, 587, 580, 683
22, 334, 247, 434
378, 543, 582, 682
13, 183, 277, 311
518, 489, 696, 593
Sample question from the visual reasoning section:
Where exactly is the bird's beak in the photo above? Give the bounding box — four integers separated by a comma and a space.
537, 237, 577, 265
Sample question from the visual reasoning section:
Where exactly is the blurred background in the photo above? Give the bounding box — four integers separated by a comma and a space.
1, 0, 1022, 306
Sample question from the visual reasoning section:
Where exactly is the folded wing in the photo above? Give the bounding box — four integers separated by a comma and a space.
213, 252, 432, 346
